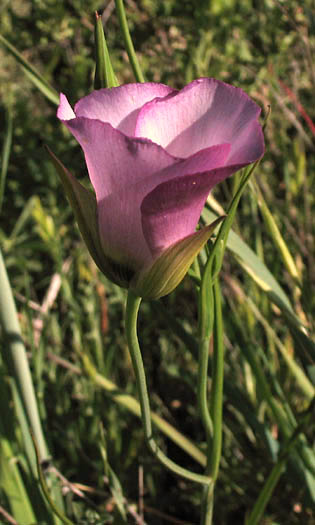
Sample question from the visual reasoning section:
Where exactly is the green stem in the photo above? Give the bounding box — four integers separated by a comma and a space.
81, 352, 206, 467
197, 162, 261, 522
114, 0, 145, 82
0, 248, 49, 462
125, 290, 211, 485
209, 278, 224, 480
197, 283, 214, 444
200, 278, 224, 524
197, 337, 213, 443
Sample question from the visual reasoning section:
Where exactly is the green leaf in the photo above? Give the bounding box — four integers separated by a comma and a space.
47, 148, 103, 267
202, 207, 315, 363
202, 206, 292, 311
94, 11, 119, 89
0, 436, 36, 524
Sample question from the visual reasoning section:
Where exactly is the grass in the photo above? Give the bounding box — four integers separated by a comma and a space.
0, 0, 314, 523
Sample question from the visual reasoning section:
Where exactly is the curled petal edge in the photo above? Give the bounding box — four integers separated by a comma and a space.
131, 216, 225, 300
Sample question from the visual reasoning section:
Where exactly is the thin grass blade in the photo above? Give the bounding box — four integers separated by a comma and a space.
0, 107, 13, 215
0, 34, 59, 105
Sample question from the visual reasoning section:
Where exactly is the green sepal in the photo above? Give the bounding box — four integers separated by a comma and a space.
132, 217, 225, 300
46, 147, 131, 287
94, 11, 119, 89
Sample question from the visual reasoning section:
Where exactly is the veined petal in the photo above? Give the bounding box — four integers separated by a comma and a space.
73, 83, 176, 135
97, 143, 231, 269
141, 160, 237, 257
56, 77, 265, 292
59, 118, 178, 199
226, 119, 264, 164
135, 78, 263, 160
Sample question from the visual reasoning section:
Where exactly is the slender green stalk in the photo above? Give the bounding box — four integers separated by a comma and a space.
81, 352, 207, 467
197, 161, 261, 522
114, 0, 145, 82
200, 277, 224, 524
0, 106, 12, 214
197, 278, 214, 444
125, 290, 211, 485
208, 278, 224, 480
0, 248, 48, 462
197, 336, 213, 444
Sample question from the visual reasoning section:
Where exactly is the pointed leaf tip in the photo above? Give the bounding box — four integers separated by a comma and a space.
94, 11, 119, 89
132, 216, 225, 300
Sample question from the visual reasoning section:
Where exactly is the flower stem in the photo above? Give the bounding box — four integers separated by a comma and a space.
82, 352, 207, 467
197, 285, 214, 444
199, 277, 224, 524
125, 290, 211, 485
115, 0, 145, 83
208, 278, 224, 477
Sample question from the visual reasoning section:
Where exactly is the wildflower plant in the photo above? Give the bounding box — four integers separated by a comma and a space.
0, 2, 314, 525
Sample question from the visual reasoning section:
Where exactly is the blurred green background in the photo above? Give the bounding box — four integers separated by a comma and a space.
0, 1, 314, 523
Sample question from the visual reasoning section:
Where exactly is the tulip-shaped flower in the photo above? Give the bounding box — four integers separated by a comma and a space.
54, 78, 264, 299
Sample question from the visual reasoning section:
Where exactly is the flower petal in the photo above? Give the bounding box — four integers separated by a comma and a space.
96, 143, 231, 270
59, 117, 178, 199
73, 83, 176, 135
57, 93, 76, 120
135, 78, 263, 160
57, 116, 181, 269
140, 144, 234, 257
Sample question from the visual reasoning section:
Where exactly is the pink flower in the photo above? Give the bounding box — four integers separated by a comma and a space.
55, 78, 264, 298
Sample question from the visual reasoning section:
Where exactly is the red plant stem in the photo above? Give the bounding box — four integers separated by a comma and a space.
278, 78, 315, 136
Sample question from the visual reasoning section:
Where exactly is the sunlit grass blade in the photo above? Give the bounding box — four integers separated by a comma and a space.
233, 286, 314, 399
0, 33, 59, 105
0, 248, 49, 462
0, 363, 36, 524
202, 206, 292, 312
0, 106, 12, 215
250, 178, 301, 284
0, 249, 66, 517
114, 0, 145, 82
202, 205, 315, 365
0, 435, 36, 524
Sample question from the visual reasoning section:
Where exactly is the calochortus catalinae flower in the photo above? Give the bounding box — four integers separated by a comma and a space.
53, 78, 264, 299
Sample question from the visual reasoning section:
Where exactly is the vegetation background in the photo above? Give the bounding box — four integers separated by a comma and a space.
0, 0, 314, 523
